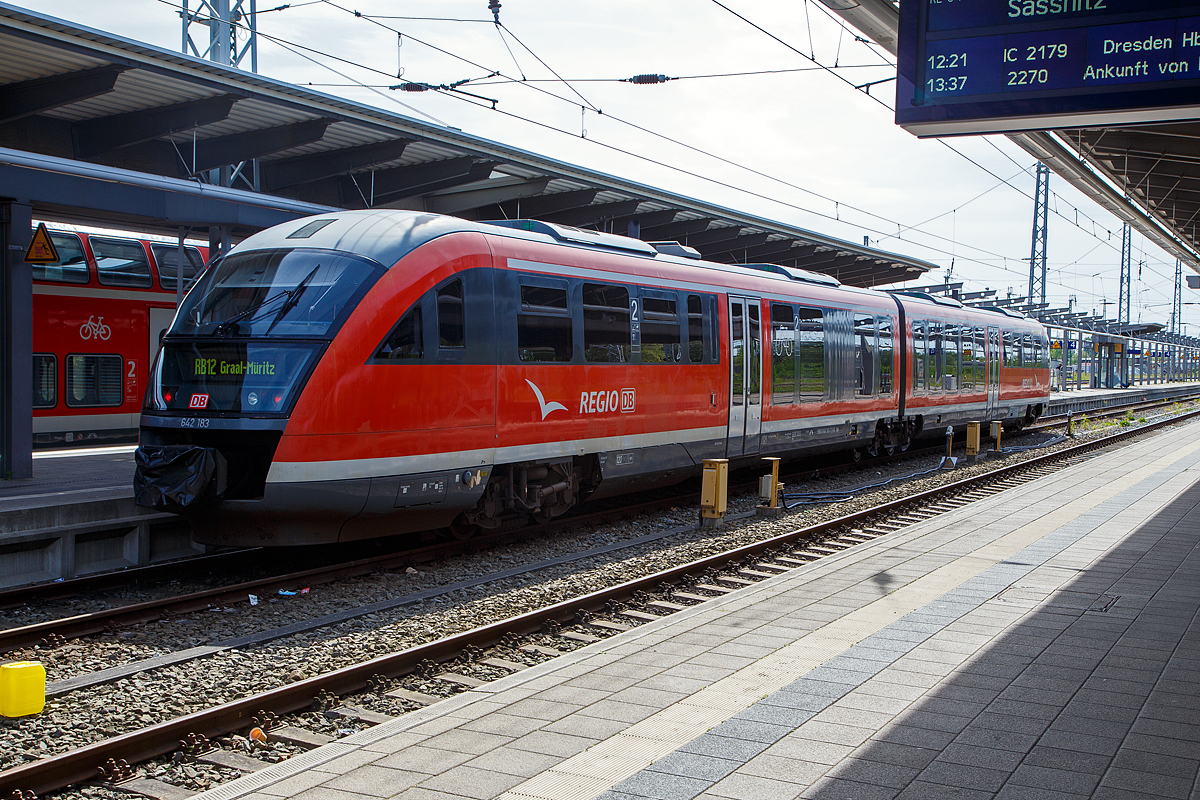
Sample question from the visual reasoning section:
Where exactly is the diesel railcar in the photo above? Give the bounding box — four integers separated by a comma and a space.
134, 210, 1050, 545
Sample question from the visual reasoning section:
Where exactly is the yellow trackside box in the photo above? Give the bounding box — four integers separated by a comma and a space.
966, 422, 981, 456
700, 458, 729, 527
0, 661, 46, 717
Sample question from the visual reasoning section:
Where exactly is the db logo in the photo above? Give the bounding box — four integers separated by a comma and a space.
189, 393, 209, 409
620, 388, 635, 413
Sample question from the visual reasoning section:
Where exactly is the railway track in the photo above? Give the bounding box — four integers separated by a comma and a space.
3, 407, 1198, 800
3, 391, 1192, 619
0, 427, 1045, 655
7, 394, 1194, 655
1031, 392, 1200, 432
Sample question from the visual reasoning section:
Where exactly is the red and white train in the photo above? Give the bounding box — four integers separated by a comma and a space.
32, 226, 206, 447
133, 210, 1051, 545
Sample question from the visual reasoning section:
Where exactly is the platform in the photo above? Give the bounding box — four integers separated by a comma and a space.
0, 446, 199, 587
1045, 379, 1200, 415
196, 414, 1200, 800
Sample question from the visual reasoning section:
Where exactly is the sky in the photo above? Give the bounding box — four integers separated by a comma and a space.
28, 0, 1198, 334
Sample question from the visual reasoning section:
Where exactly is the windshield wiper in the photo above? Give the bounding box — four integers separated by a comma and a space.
264, 266, 319, 336
211, 289, 291, 336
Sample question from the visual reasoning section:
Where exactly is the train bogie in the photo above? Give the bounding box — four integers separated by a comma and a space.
133, 210, 1051, 545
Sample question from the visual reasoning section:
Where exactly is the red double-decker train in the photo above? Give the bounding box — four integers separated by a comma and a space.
32, 225, 207, 447
133, 210, 1051, 546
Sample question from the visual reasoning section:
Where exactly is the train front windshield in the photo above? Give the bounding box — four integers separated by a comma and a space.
173, 247, 384, 338
146, 247, 385, 414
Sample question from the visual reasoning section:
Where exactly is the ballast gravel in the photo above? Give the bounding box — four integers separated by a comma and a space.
1, 411, 1191, 797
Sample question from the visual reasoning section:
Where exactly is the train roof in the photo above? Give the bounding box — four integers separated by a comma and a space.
231, 210, 868, 297
227, 211, 1045, 327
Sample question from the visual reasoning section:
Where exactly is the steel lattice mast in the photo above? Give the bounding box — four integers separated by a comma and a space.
1119, 223, 1132, 325
1028, 163, 1050, 305
1173, 259, 1183, 335
180, 0, 258, 261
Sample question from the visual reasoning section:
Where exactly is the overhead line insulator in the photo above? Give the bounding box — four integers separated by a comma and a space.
626, 74, 672, 84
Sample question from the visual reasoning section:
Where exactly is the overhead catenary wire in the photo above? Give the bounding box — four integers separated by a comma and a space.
178, 0, 1017, 268
157, 0, 1154, 308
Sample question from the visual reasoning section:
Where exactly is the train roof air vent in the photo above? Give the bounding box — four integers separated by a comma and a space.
892, 291, 964, 308
744, 263, 841, 287
480, 219, 658, 255
286, 219, 337, 239
975, 305, 1027, 318
649, 241, 702, 259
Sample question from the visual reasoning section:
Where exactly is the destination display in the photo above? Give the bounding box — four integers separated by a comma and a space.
896, 0, 1200, 135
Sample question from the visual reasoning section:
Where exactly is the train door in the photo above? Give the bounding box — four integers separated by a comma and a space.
727, 296, 762, 457
985, 325, 1000, 418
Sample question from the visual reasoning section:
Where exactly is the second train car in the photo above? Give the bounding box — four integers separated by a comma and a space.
134, 210, 1050, 545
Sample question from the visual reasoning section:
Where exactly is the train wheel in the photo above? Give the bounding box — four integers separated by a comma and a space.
449, 517, 479, 540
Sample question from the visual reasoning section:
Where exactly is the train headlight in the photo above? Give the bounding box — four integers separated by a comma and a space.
247, 392, 259, 406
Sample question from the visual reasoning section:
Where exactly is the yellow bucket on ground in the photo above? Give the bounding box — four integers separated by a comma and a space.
0, 661, 46, 717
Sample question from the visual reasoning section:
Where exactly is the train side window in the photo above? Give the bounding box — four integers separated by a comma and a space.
944, 324, 960, 391
913, 321, 925, 390
928, 321, 943, 391
1022, 334, 1034, 367
91, 237, 152, 288
770, 303, 795, 404
975, 327, 986, 381
731, 303, 744, 406
1003, 331, 1019, 367
748, 303, 761, 405
642, 291, 682, 364
583, 283, 631, 363
798, 307, 824, 401
878, 316, 893, 395
152, 244, 204, 291
33, 354, 56, 408
437, 279, 465, 349
376, 305, 423, 360
687, 295, 707, 363
518, 281, 572, 362
854, 314, 876, 396
32, 233, 89, 283
65, 353, 123, 407
961, 327, 974, 389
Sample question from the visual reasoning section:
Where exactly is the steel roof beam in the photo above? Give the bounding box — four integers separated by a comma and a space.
72, 95, 240, 158
427, 177, 551, 216
640, 218, 712, 241
684, 225, 749, 248
608, 209, 679, 234
342, 157, 496, 205
541, 199, 644, 228
260, 138, 412, 191
187, 119, 331, 174
796, 249, 851, 270
492, 187, 600, 219
739, 241, 818, 263
0, 65, 124, 125
699, 232, 772, 258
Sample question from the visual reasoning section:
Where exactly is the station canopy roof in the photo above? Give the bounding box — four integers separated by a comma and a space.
0, 3, 935, 288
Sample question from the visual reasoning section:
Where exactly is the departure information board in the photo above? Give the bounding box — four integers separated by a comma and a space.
896, 0, 1200, 135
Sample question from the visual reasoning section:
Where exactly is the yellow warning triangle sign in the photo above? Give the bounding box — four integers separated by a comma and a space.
24, 223, 59, 265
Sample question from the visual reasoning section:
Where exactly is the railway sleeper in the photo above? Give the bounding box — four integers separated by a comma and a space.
111, 776, 195, 800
